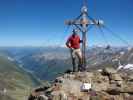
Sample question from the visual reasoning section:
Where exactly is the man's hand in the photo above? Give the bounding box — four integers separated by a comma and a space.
66, 42, 72, 48
80, 40, 83, 43
70, 47, 74, 50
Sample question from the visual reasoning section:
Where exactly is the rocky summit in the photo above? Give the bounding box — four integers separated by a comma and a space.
28, 68, 133, 100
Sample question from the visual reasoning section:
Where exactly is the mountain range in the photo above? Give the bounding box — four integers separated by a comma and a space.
0, 46, 133, 81
0, 46, 133, 99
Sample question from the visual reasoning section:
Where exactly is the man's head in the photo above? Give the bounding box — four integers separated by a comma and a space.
72, 29, 79, 36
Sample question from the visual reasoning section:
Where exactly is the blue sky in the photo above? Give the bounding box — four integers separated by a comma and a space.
0, 0, 132, 47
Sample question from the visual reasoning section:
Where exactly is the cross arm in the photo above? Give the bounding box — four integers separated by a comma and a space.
65, 19, 104, 26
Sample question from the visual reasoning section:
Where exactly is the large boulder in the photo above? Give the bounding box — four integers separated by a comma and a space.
127, 75, 133, 82
109, 73, 123, 87
102, 68, 117, 75
51, 91, 67, 100
122, 83, 133, 93
106, 86, 122, 95
109, 74, 122, 81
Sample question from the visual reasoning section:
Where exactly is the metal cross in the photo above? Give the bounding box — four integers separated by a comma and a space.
65, 2, 104, 71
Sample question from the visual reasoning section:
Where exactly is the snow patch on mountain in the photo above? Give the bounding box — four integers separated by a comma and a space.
117, 63, 133, 70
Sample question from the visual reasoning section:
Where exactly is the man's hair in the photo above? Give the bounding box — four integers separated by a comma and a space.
72, 29, 79, 37
73, 29, 79, 34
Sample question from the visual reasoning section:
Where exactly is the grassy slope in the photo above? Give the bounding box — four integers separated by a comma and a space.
0, 55, 40, 100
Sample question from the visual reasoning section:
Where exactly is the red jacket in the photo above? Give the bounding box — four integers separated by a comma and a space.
66, 34, 81, 49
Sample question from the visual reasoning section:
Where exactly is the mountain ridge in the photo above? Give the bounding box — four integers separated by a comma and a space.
0, 54, 41, 100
